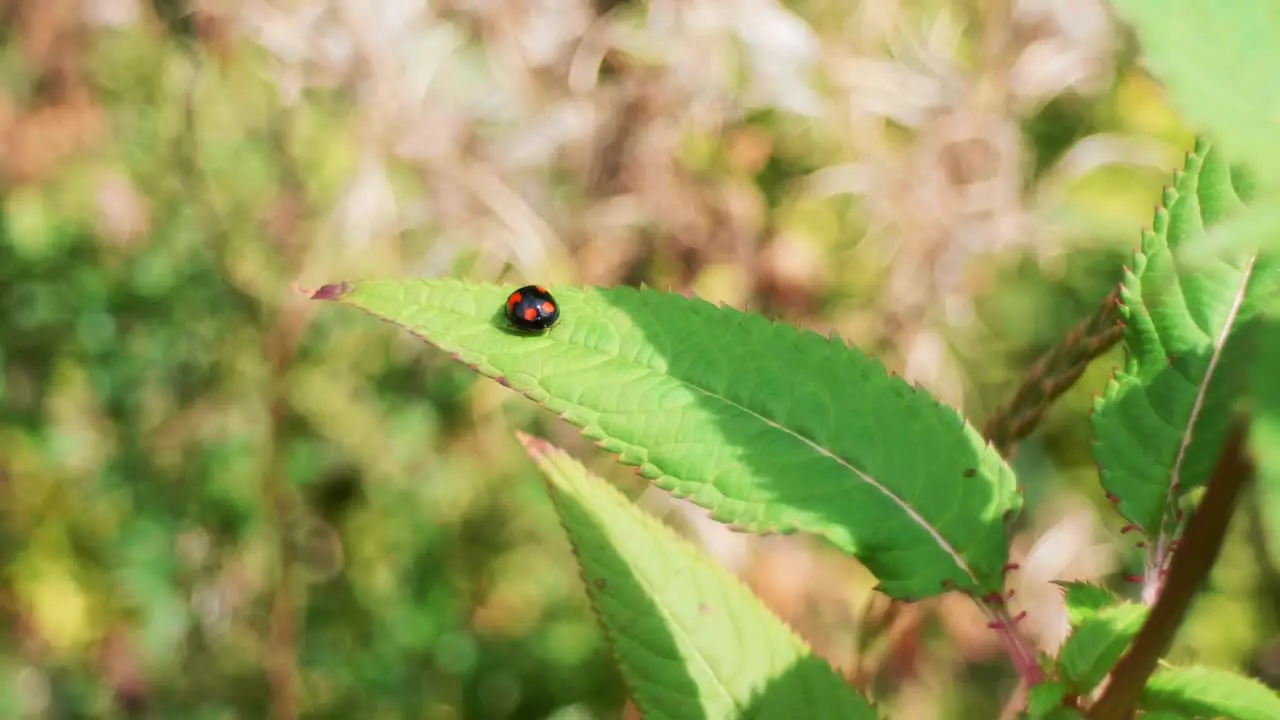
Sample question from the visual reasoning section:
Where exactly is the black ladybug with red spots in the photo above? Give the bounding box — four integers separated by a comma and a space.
504, 285, 560, 333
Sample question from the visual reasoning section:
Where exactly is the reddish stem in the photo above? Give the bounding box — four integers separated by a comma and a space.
982, 602, 1045, 686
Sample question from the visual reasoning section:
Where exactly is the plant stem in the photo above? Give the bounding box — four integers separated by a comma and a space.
983, 286, 1124, 458
978, 285, 1125, 702
1087, 422, 1252, 719
982, 602, 1046, 685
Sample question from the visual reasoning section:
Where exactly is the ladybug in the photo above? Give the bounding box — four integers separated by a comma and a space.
504, 284, 560, 332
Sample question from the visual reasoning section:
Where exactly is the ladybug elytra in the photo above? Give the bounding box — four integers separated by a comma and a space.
504, 285, 560, 332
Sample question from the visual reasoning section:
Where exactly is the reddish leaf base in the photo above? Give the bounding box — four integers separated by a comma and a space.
308, 282, 354, 301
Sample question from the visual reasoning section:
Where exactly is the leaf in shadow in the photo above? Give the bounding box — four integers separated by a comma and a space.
518, 432, 876, 720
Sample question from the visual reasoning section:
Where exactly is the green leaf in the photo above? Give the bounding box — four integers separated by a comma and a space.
1108, 0, 1280, 189
1092, 141, 1272, 542
1023, 681, 1085, 720
313, 279, 1021, 599
1253, 318, 1280, 563
1057, 602, 1148, 694
1054, 581, 1121, 626
1140, 665, 1280, 720
1179, 202, 1280, 271
518, 432, 877, 720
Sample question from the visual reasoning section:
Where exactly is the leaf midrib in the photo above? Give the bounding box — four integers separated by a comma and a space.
674, 365, 979, 587
599, 509, 745, 715
1158, 254, 1256, 539
543, 443, 849, 717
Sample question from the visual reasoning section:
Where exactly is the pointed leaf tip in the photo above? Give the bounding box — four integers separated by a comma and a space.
518, 431, 561, 462
311, 282, 355, 301
1093, 143, 1267, 538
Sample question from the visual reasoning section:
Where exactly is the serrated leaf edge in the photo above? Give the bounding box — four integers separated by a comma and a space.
319, 278, 1020, 597
1056, 601, 1148, 694
517, 431, 878, 718
1092, 141, 1259, 551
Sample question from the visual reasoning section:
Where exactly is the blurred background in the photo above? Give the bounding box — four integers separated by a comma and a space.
1, 0, 1274, 717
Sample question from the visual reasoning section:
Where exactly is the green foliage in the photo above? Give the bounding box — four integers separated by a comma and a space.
1055, 581, 1121, 625
1108, 0, 1280, 189
1178, 204, 1280, 273
0, 41, 631, 714
518, 432, 876, 719
1092, 142, 1268, 539
1140, 666, 1280, 720
1056, 602, 1148, 694
12, 0, 1280, 715
314, 279, 1021, 599
1023, 681, 1085, 720
1252, 319, 1280, 561
0, 199, 624, 717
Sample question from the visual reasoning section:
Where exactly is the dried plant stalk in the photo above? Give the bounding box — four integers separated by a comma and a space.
983, 285, 1124, 456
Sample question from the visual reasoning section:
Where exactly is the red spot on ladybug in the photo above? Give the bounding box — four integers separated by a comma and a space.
504, 285, 561, 332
